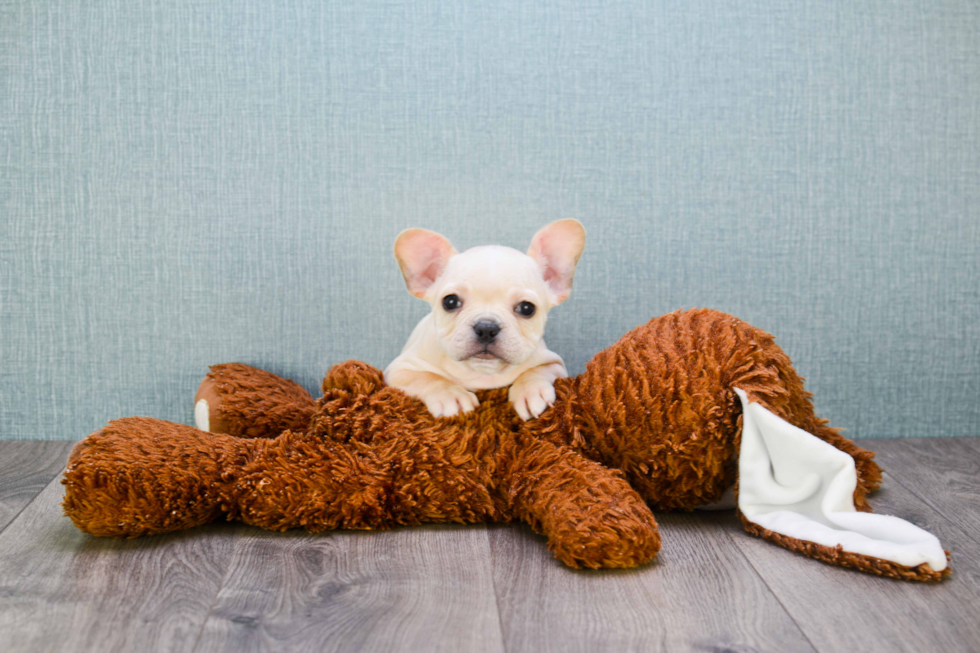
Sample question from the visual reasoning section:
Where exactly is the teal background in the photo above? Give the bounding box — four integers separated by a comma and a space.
2, 0, 978, 440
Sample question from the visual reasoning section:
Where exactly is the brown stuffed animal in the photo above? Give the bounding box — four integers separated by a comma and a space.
62, 309, 949, 580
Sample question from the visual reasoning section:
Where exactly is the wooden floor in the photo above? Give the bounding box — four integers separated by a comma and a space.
0, 438, 978, 652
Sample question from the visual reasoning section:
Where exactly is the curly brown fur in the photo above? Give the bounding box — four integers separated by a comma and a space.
65, 308, 917, 577
63, 418, 251, 537
66, 367, 661, 568
195, 363, 316, 439
535, 309, 882, 510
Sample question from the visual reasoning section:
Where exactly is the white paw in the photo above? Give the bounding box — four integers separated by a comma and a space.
509, 378, 557, 421
424, 385, 480, 418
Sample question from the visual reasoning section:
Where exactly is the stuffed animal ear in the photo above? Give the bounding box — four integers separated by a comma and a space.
393, 228, 458, 299
527, 219, 586, 305
734, 388, 949, 580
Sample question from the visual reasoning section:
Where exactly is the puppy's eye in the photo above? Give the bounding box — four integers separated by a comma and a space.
515, 301, 536, 317
442, 294, 462, 311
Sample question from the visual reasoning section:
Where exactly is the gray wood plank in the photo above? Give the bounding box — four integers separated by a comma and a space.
0, 440, 75, 533
858, 437, 980, 545
726, 467, 980, 653
194, 524, 506, 653
489, 513, 816, 653
0, 477, 243, 653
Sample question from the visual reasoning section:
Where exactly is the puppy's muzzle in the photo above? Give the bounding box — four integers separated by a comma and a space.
473, 320, 501, 345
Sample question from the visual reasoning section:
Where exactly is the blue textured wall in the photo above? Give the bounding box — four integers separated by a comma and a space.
2, 0, 978, 440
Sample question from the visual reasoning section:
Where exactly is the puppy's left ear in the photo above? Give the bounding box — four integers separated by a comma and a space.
527, 219, 586, 305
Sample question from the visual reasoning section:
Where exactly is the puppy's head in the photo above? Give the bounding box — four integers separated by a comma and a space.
394, 219, 586, 374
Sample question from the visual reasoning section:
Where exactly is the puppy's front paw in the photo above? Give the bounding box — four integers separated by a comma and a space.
508, 378, 557, 421
424, 385, 480, 418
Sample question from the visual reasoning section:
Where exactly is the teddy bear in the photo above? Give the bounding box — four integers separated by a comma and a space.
62, 308, 949, 581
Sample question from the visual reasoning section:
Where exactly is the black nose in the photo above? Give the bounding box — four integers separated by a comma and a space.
473, 320, 501, 345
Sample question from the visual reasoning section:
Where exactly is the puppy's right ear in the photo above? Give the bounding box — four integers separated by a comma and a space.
393, 228, 457, 298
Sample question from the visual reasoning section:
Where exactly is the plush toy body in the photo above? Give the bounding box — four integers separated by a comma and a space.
63, 309, 949, 581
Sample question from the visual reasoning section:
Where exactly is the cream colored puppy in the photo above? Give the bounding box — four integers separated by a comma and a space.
384, 219, 586, 420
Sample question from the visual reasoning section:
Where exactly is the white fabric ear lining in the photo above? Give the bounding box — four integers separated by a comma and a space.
735, 388, 946, 572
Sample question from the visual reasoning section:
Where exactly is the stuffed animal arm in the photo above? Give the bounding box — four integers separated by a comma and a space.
62, 309, 949, 581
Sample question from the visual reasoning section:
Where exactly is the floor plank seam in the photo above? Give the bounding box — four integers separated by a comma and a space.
484, 526, 512, 653
188, 536, 241, 653
719, 526, 821, 653
0, 469, 67, 539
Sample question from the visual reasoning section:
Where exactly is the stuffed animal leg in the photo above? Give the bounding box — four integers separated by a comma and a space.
63, 419, 249, 537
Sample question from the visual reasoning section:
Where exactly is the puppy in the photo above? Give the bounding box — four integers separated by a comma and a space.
384, 219, 586, 420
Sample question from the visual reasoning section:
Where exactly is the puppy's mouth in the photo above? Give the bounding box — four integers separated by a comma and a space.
466, 347, 508, 364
